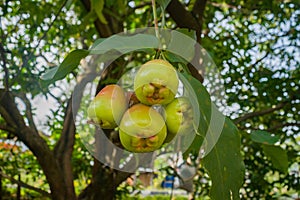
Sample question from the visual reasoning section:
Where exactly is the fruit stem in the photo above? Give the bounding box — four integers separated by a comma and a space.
160, 52, 167, 60
151, 0, 160, 40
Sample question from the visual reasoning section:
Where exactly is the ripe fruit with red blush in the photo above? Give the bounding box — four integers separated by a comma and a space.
87, 84, 127, 129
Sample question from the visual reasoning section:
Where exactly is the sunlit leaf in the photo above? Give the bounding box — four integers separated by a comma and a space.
89, 33, 159, 55
180, 72, 211, 158
167, 30, 196, 62
40, 49, 89, 86
250, 130, 280, 145
180, 73, 244, 200
202, 117, 245, 200
40, 66, 59, 81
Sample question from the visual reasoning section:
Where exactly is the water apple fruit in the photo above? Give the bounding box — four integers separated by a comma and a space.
119, 104, 167, 152
87, 84, 127, 129
134, 59, 179, 105
164, 97, 194, 143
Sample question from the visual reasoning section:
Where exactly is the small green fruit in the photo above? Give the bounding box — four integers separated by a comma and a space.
119, 104, 167, 153
87, 84, 127, 129
164, 97, 194, 143
134, 59, 179, 105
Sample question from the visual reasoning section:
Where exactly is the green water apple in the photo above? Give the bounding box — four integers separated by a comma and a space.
119, 104, 167, 152
134, 59, 179, 105
164, 97, 194, 143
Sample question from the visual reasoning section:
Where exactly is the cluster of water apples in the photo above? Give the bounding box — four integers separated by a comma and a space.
87, 59, 194, 153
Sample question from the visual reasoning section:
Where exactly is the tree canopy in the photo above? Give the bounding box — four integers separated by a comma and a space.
0, 0, 299, 199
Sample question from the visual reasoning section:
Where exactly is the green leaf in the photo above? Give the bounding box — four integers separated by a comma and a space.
157, 0, 172, 10
181, 73, 244, 200
167, 30, 196, 62
202, 117, 245, 200
80, 11, 98, 30
180, 72, 211, 158
89, 34, 159, 55
40, 34, 158, 87
89, 38, 106, 50
250, 130, 280, 145
40, 66, 59, 80
40, 49, 89, 85
105, 0, 117, 7
262, 145, 289, 173
164, 51, 188, 64
91, 0, 107, 24
176, 28, 197, 40
65, 0, 73, 9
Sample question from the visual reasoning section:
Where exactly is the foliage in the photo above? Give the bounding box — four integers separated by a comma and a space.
0, 0, 299, 199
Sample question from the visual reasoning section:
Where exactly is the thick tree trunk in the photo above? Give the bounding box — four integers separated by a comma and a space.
0, 169, 2, 200
78, 159, 131, 200
54, 97, 77, 200
0, 90, 68, 200
17, 175, 21, 200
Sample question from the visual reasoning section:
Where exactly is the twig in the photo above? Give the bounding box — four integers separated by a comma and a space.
11, 0, 68, 86
0, 45, 9, 91
234, 102, 287, 124
35, 0, 68, 49
0, 171, 51, 197
11, 91, 38, 132
191, 0, 207, 43
207, 1, 238, 9
151, 0, 160, 39
267, 122, 300, 132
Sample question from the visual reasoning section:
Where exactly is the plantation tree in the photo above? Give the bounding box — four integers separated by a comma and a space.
0, 0, 299, 199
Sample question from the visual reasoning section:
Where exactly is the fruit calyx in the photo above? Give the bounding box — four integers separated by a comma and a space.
119, 104, 167, 153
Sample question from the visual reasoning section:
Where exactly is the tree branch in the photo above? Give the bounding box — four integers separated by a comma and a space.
53, 58, 99, 199
166, 0, 206, 83
0, 171, 51, 198
267, 122, 300, 132
191, 0, 207, 42
166, 0, 201, 34
0, 123, 16, 134
11, 91, 38, 133
234, 102, 288, 124
0, 43, 9, 91
80, 0, 121, 38
0, 89, 67, 200
53, 96, 76, 199
35, 0, 68, 49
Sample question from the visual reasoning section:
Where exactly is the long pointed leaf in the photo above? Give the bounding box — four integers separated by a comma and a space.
181, 73, 245, 200
40, 33, 158, 87
89, 34, 159, 55
40, 49, 89, 87
202, 117, 245, 200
